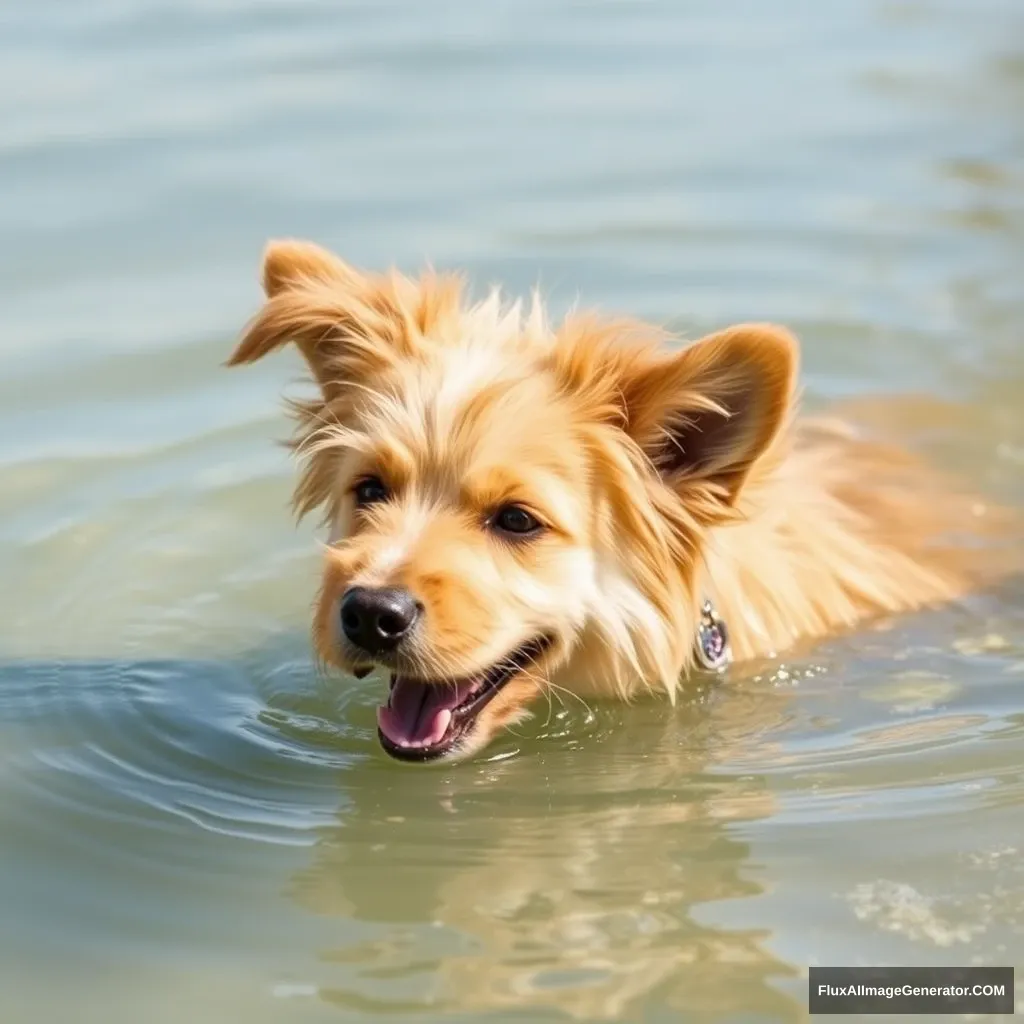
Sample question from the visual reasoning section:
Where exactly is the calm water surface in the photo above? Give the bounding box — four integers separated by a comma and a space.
1, 2, 1023, 1021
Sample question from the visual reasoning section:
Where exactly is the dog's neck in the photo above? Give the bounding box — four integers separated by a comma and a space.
696, 419, 977, 665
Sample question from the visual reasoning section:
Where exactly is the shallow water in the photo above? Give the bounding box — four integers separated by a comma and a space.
2, 1, 1023, 1021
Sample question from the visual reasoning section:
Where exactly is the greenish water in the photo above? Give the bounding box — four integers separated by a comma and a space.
2, 2, 1024, 1021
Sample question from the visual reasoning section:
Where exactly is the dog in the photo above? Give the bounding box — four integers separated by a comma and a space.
227, 239, 1010, 763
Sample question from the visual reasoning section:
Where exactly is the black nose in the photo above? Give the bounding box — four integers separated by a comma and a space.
340, 586, 420, 655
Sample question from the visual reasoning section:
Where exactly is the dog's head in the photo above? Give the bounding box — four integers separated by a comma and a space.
228, 241, 797, 761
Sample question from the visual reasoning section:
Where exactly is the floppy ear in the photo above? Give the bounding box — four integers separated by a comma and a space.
225, 240, 396, 397
621, 323, 798, 502
258, 239, 363, 299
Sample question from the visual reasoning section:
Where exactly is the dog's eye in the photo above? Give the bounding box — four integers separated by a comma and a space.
353, 476, 389, 507
492, 504, 542, 536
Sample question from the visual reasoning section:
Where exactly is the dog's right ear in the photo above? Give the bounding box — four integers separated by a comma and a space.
225, 240, 401, 397
258, 239, 363, 300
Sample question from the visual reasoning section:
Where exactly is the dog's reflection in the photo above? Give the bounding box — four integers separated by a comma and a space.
287, 676, 802, 1020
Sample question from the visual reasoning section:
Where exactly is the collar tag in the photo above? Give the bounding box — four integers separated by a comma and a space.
696, 599, 732, 672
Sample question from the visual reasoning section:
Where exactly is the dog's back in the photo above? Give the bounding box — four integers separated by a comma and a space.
699, 410, 1020, 664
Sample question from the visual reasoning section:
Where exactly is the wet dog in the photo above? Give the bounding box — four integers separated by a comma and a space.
228, 240, 1004, 762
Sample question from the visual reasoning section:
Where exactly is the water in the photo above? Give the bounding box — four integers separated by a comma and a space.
1, 1, 1023, 1021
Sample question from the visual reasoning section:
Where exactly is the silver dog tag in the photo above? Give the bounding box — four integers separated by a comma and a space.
696, 599, 732, 672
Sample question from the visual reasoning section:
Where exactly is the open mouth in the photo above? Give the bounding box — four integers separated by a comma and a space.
375, 636, 551, 762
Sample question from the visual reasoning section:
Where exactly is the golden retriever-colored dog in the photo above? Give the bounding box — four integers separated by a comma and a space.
227, 239, 1007, 763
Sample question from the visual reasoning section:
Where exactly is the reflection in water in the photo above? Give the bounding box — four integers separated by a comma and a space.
289, 683, 802, 1020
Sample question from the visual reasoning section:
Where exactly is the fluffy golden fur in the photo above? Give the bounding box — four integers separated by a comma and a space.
227, 239, 1007, 761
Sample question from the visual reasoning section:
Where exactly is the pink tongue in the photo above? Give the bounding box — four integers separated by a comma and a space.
377, 678, 478, 749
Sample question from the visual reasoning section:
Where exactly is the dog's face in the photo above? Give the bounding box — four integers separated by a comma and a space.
229, 241, 796, 762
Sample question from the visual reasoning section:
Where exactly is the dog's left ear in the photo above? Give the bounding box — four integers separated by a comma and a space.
621, 323, 798, 502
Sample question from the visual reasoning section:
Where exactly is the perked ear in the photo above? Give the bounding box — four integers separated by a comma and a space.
225, 240, 391, 397
621, 323, 798, 502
